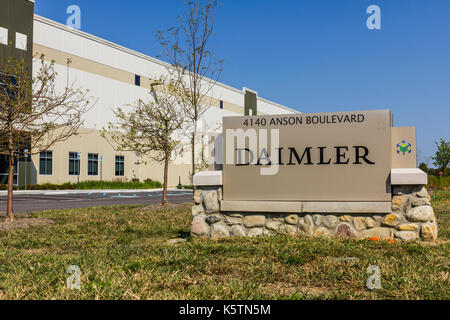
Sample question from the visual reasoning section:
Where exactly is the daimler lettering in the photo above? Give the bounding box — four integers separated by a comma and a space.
236, 146, 375, 166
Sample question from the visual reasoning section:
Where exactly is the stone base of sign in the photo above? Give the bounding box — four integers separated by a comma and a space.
190, 185, 438, 242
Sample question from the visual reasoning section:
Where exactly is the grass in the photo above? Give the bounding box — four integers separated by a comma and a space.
0, 193, 448, 300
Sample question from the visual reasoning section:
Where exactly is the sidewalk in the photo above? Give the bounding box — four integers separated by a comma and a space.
0, 188, 192, 196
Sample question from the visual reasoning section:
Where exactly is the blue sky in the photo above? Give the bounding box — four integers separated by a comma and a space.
35, 0, 449, 165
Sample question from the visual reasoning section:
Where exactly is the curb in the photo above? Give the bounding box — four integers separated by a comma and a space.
0, 188, 193, 196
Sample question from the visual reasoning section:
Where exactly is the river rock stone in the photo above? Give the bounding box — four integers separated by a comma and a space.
266, 220, 282, 231
334, 223, 357, 238
314, 227, 330, 237
340, 215, 352, 222
224, 216, 242, 226
280, 224, 297, 236
243, 215, 265, 228
392, 195, 406, 212
421, 222, 437, 242
285, 215, 299, 225
406, 206, 434, 222
247, 227, 263, 237
396, 223, 419, 231
365, 217, 376, 229
382, 214, 401, 227
192, 204, 204, 216
191, 214, 209, 237
358, 227, 393, 240
415, 187, 428, 198
323, 215, 338, 229
395, 231, 417, 241
231, 225, 246, 237
353, 217, 367, 231
206, 214, 222, 224
202, 190, 219, 213
313, 214, 323, 226
410, 197, 431, 208
299, 215, 314, 236
193, 190, 202, 204
210, 222, 230, 239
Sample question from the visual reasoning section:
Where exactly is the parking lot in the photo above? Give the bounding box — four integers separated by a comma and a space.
0, 190, 193, 214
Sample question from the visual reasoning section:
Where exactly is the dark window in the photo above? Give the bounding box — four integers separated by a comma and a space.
69, 152, 80, 175
88, 153, 98, 176
115, 155, 124, 176
220, 100, 224, 109
135, 75, 141, 86
0, 155, 18, 185
39, 151, 53, 175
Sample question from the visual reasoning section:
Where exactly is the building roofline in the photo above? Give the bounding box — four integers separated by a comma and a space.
33, 14, 299, 114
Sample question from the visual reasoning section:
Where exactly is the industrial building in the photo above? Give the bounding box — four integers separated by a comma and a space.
0, 0, 297, 187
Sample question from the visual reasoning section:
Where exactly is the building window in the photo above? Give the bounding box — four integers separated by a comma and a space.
135, 75, 141, 86
0, 155, 18, 185
88, 153, 98, 176
115, 155, 124, 176
69, 152, 80, 176
220, 100, 224, 109
39, 151, 53, 175
0, 27, 8, 45
15, 32, 27, 51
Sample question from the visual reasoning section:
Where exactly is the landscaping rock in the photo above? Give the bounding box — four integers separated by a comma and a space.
382, 214, 401, 227
353, 217, 367, 231
396, 223, 419, 231
280, 224, 297, 236
365, 217, 376, 229
410, 197, 431, 208
285, 215, 299, 225
323, 215, 338, 229
193, 190, 202, 205
192, 204, 204, 216
394, 231, 417, 241
210, 222, 230, 239
421, 222, 437, 242
202, 190, 219, 213
406, 206, 434, 222
266, 220, 282, 231
206, 214, 222, 225
314, 227, 330, 238
191, 214, 209, 237
243, 215, 265, 228
358, 227, 393, 240
247, 228, 263, 237
231, 225, 246, 237
334, 223, 357, 238
224, 216, 242, 226
313, 214, 323, 226
167, 238, 187, 245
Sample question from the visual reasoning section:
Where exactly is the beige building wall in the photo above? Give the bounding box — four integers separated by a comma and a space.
31, 128, 193, 187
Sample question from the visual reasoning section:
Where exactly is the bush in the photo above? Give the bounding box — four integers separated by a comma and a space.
1, 179, 163, 191
427, 175, 450, 190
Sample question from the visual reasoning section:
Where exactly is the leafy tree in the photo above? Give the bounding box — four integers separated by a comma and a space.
156, 0, 223, 181
0, 55, 94, 222
103, 77, 187, 205
432, 138, 450, 175
418, 162, 428, 173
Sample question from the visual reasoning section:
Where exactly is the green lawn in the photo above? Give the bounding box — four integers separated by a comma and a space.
0, 192, 448, 300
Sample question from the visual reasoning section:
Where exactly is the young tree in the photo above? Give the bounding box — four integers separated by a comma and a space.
432, 138, 450, 175
103, 78, 186, 205
0, 55, 94, 222
156, 0, 223, 181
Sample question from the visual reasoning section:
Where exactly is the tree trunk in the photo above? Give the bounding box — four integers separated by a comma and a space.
6, 149, 15, 222
162, 155, 169, 205
191, 131, 196, 184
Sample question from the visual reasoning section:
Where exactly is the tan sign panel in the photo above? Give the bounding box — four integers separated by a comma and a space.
391, 127, 417, 169
223, 110, 392, 202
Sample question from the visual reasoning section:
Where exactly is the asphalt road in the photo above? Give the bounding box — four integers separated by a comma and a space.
0, 190, 193, 214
